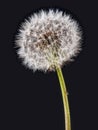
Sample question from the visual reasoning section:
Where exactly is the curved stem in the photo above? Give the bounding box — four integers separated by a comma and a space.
56, 66, 71, 130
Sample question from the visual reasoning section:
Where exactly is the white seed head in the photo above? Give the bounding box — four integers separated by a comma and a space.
16, 9, 82, 72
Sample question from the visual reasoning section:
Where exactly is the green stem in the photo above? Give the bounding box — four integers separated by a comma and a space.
56, 66, 71, 130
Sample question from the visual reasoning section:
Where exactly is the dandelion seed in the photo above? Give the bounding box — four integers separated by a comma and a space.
16, 9, 81, 72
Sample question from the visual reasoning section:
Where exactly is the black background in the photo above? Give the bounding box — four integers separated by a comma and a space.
1, 0, 98, 130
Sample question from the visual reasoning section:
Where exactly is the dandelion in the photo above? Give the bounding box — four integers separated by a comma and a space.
16, 9, 82, 130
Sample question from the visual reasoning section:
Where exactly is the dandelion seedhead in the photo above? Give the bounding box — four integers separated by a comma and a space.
16, 9, 81, 72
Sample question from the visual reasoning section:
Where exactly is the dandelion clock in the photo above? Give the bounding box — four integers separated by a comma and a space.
16, 9, 82, 130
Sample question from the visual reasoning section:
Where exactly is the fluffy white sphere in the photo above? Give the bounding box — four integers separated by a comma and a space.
16, 9, 82, 72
